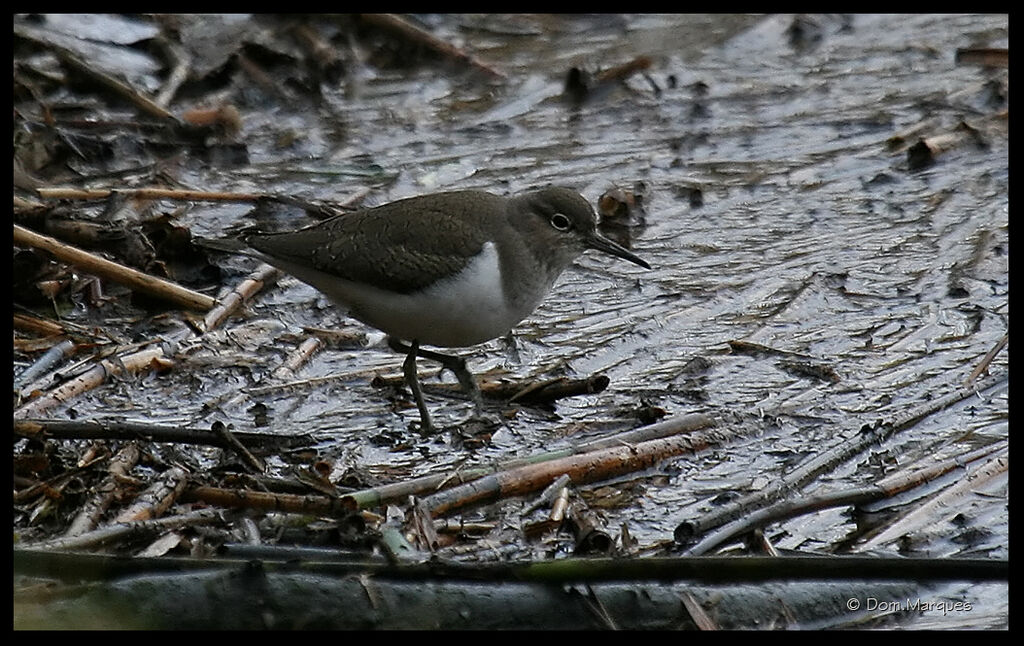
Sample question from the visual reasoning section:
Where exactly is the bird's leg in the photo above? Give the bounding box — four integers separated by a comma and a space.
421, 348, 485, 418
396, 338, 434, 434
387, 337, 484, 419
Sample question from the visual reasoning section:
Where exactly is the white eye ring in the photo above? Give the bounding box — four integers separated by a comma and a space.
550, 213, 572, 231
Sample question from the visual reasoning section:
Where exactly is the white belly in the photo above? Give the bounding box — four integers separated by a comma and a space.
268, 242, 541, 348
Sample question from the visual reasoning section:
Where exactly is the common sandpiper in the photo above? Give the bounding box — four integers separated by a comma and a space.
206, 187, 650, 432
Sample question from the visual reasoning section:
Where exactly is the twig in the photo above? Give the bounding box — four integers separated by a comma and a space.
24, 508, 231, 552
291, 22, 343, 73
153, 36, 192, 108
14, 223, 216, 311
728, 339, 814, 359
358, 13, 505, 80
54, 48, 177, 121
36, 187, 266, 202
200, 259, 367, 413
565, 411, 716, 454
409, 499, 441, 553
14, 309, 106, 342
674, 370, 1008, 545
12, 24, 177, 121
684, 442, 1006, 556
508, 375, 610, 404
906, 121, 986, 170
371, 372, 611, 405
16, 341, 139, 404
855, 447, 1008, 551
210, 422, 266, 473
238, 372, 363, 400
521, 474, 571, 516
680, 591, 718, 630
966, 333, 1007, 385
16, 256, 283, 418
13, 312, 67, 338
13, 454, 108, 505
433, 519, 496, 535
13, 418, 313, 450
565, 56, 654, 103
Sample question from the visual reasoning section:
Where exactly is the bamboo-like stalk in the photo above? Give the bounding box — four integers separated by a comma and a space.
65, 443, 142, 537
421, 425, 737, 518
203, 264, 280, 331
14, 549, 1006, 584
273, 337, 325, 379
14, 224, 216, 311
14, 261, 282, 419
22, 508, 231, 552
14, 339, 75, 391
182, 485, 356, 518
343, 412, 718, 509
115, 466, 188, 523
13, 312, 67, 338
14, 344, 171, 419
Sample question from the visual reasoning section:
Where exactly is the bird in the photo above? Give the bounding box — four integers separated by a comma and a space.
202, 186, 650, 432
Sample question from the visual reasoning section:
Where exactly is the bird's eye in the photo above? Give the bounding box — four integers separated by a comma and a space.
550, 213, 572, 231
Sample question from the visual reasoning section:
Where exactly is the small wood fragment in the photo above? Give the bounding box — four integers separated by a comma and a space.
955, 47, 1008, 68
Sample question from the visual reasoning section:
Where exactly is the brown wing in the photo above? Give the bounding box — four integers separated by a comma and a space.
247, 191, 506, 294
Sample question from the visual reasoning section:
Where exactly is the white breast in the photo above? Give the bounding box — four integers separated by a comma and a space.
272, 242, 537, 348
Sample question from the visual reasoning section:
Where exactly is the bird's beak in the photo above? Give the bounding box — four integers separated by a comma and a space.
586, 232, 651, 269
